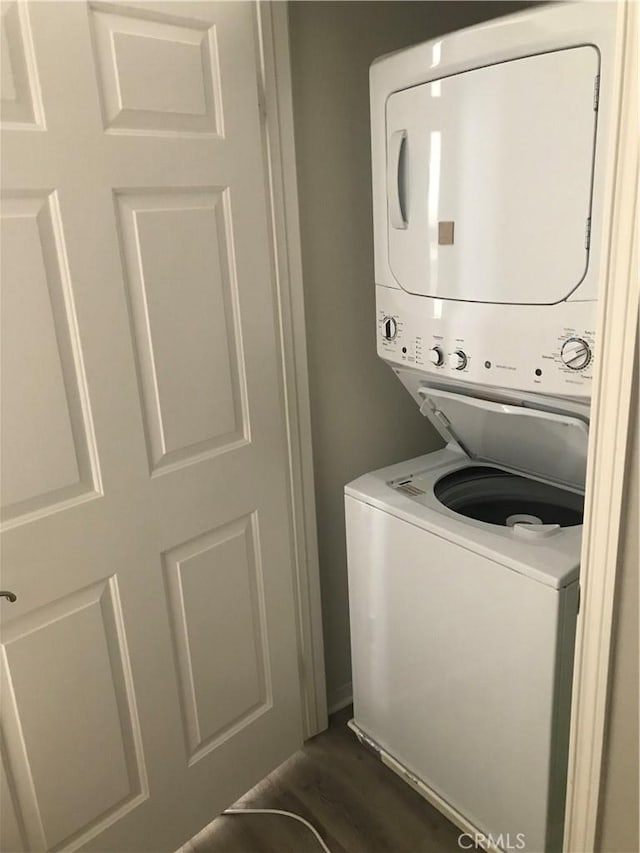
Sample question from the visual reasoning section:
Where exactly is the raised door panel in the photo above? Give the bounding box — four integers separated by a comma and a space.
115, 189, 248, 474
163, 513, 271, 766
0, 193, 99, 525
0, 1, 44, 129
0, 579, 147, 850
89, 4, 223, 135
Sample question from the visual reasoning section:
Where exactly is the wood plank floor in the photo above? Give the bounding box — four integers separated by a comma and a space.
183, 708, 462, 853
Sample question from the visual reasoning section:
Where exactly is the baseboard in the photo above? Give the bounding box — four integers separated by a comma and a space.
327, 681, 353, 715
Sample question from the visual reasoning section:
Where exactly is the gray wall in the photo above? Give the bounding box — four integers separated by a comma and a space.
597, 337, 639, 853
288, 0, 532, 706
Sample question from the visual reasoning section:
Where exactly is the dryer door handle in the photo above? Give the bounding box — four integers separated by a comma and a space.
388, 130, 407, 230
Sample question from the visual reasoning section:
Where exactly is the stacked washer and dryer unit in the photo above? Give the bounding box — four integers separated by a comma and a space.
345, 4, 621, 852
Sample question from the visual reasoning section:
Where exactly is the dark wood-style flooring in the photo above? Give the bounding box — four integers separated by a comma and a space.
183, 707, 461, 853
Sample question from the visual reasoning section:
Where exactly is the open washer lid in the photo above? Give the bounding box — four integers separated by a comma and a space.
418, 387, 589, 491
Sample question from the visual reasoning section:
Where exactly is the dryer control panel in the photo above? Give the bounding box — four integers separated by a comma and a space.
377, 286, 595, 398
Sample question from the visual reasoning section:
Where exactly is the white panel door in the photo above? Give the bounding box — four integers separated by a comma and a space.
0, 2, 303, 850
386, 48, 599, 303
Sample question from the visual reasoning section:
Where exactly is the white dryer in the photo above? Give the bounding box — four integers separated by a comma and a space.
370, 2, 620, 401
346, 388, 588, 852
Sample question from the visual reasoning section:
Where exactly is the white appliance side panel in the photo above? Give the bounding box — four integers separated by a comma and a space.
377, 286, 595, 398
346, 495, 568, 852
385, 47, 599, 304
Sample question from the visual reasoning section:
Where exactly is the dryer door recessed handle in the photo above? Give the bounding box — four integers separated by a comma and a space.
388, 130, 407, 230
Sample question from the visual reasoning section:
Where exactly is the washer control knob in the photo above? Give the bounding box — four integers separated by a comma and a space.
561, 337, 591, 370
448, 350, 467, 370
429, 346, 444, 366
382, 316, 398, 341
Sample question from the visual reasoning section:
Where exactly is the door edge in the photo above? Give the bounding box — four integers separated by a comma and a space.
254, 0, 328, 740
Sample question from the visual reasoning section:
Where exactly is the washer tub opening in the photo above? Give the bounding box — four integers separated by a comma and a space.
434, 466, 584, 527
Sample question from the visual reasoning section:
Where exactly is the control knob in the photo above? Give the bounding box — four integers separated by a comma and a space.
382, 316, 397, 341
448, 350, 467, 370
429, 346, 444, 367
561, 338, 591, 371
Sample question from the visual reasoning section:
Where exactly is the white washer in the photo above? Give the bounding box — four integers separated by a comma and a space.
346, 387, 588, 852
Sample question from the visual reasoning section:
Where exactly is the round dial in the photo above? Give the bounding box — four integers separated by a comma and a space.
448, 350, 467, 370
561, 337, 591, 371
429, 346, 444, 367
382, 316, 397, 341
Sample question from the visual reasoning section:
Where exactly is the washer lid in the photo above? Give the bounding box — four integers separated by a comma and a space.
418, 387, 589, 490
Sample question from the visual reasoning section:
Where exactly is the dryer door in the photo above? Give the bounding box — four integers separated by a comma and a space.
386, 47, 599, 304
418, 387, 589, 490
